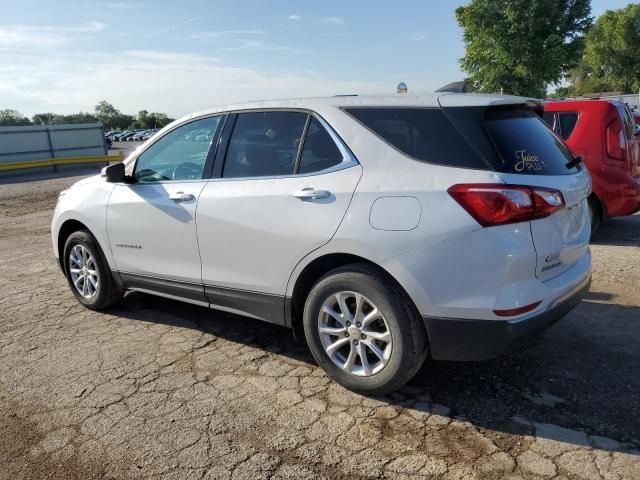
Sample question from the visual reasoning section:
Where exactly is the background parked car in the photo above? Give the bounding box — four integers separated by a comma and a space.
544, 99, 640, 234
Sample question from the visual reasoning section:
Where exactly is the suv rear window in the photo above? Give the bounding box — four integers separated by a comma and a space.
482, 108, 579, 175
346, 106, 579, 175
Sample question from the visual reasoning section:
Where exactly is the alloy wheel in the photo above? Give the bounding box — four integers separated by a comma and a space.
317, 291, 392, 376
69, 244, 99, 299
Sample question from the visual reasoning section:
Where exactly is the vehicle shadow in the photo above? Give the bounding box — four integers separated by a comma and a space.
111, 292, 640, 455
591, 214, 640, 246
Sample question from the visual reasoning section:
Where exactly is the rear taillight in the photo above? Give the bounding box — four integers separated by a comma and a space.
606, 119, 627, 161
448, 184, 565, 227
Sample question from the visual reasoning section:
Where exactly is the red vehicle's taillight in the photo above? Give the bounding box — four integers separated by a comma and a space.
606, 119, 627, 161
447, 184, 565, 227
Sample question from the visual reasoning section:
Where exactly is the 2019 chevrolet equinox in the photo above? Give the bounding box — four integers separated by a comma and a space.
52, 94, 592, 394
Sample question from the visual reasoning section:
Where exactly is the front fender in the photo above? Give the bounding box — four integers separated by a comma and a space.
51, 177, 116, 269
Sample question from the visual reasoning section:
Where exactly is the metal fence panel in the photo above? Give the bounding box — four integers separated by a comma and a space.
599, 94, 640, 109
0, 123, 106, 165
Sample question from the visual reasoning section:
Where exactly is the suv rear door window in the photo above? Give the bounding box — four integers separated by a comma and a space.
222, 111, 308, 178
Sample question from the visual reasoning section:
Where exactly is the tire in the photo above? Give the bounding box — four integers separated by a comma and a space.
302, 263, 428, 395
63, 230, 123, 310
588, 195, 602, 237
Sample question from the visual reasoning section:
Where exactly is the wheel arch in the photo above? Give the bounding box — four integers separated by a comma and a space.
288, 252, 421, 332
56, 219, 92, 271
588, 191, 606, 220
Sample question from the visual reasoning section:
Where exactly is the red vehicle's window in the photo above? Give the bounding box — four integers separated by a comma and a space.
558, 113, 579, 140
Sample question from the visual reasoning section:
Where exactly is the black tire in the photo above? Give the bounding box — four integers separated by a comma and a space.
63, 230, 123, 310
588, 195, 602, 237
302, 263, 428, 395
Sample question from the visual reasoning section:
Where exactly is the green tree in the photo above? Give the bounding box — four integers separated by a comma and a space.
455, 0, 592, 98
583, 3, 640, 93
32, 113, 60, 125
94, 101, 123, 130
0, 109, 32, 127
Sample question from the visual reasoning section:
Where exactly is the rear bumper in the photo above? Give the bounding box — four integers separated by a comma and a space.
424, 275, 590, 361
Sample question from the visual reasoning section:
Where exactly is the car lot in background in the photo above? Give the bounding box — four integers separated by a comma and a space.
544, 99, 640, 234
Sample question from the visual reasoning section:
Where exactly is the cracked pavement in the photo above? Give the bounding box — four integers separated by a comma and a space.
0, 168, 639, 479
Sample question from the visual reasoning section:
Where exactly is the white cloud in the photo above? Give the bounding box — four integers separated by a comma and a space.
411, 31, 426, 41
323, 17, 346, 25
287, 14, 302, 21
190, 29, 267, 40
0, 49, 389, 117
219, 40, 306, 54
157, 16, 204, 34
98, 2, 144, 8
0, 22, 108, 49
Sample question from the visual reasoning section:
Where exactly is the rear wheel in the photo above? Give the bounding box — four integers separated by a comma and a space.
63, 230, 123, 310
588, 195, 602, 237
302, 263, 428, 395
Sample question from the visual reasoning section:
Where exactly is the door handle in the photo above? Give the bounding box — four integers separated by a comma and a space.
169, 191, 195, 202
292, 188, 331, 200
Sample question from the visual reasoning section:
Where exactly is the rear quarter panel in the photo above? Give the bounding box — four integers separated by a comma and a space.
286, 106, 534, 316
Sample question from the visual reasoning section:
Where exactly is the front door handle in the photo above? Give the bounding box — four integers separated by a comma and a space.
292, 188, 331, 200
169, 191, 195, 202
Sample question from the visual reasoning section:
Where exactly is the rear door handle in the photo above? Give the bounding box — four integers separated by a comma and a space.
292, 188, 331, 200
169, 191, 195, 202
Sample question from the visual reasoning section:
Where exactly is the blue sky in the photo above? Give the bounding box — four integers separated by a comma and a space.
0, 0, 633, 117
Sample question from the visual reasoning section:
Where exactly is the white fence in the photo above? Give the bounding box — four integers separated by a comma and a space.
0, 123, 107, 166
597, 93, 640, 109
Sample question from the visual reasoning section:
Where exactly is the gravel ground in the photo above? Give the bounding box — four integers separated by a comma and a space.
0, 171, 638, 480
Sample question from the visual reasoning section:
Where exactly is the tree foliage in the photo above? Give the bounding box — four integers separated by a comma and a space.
456, 0, 592, 98
0, 109, 32, 127
583, 3, 640, 94
1, 101, 175, 129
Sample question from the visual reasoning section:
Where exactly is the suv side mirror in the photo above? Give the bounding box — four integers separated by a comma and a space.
101, 162, 126, 183
635, 124, 640, 137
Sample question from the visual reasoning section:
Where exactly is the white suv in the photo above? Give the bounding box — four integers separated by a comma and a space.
52, 94, 592, 394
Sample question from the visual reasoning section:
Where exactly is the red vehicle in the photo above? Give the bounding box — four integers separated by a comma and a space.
544, 100, 640, 233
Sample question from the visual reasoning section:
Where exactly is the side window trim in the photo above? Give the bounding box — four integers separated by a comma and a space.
212, 113, 238, 179
293, 114, 312, 174
202, 114, 228, 179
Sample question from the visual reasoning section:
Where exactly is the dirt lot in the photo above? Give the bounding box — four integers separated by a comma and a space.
0, 170, 638, 479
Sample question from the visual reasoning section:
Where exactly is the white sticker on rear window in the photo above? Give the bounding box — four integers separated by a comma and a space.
514, 150, 545, 172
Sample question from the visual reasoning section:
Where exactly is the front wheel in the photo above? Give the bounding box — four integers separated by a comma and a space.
302, 264, 428, 395
63, 230, 123, 310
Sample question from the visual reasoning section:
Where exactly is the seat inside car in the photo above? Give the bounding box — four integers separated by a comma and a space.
244, 134, 285, 176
